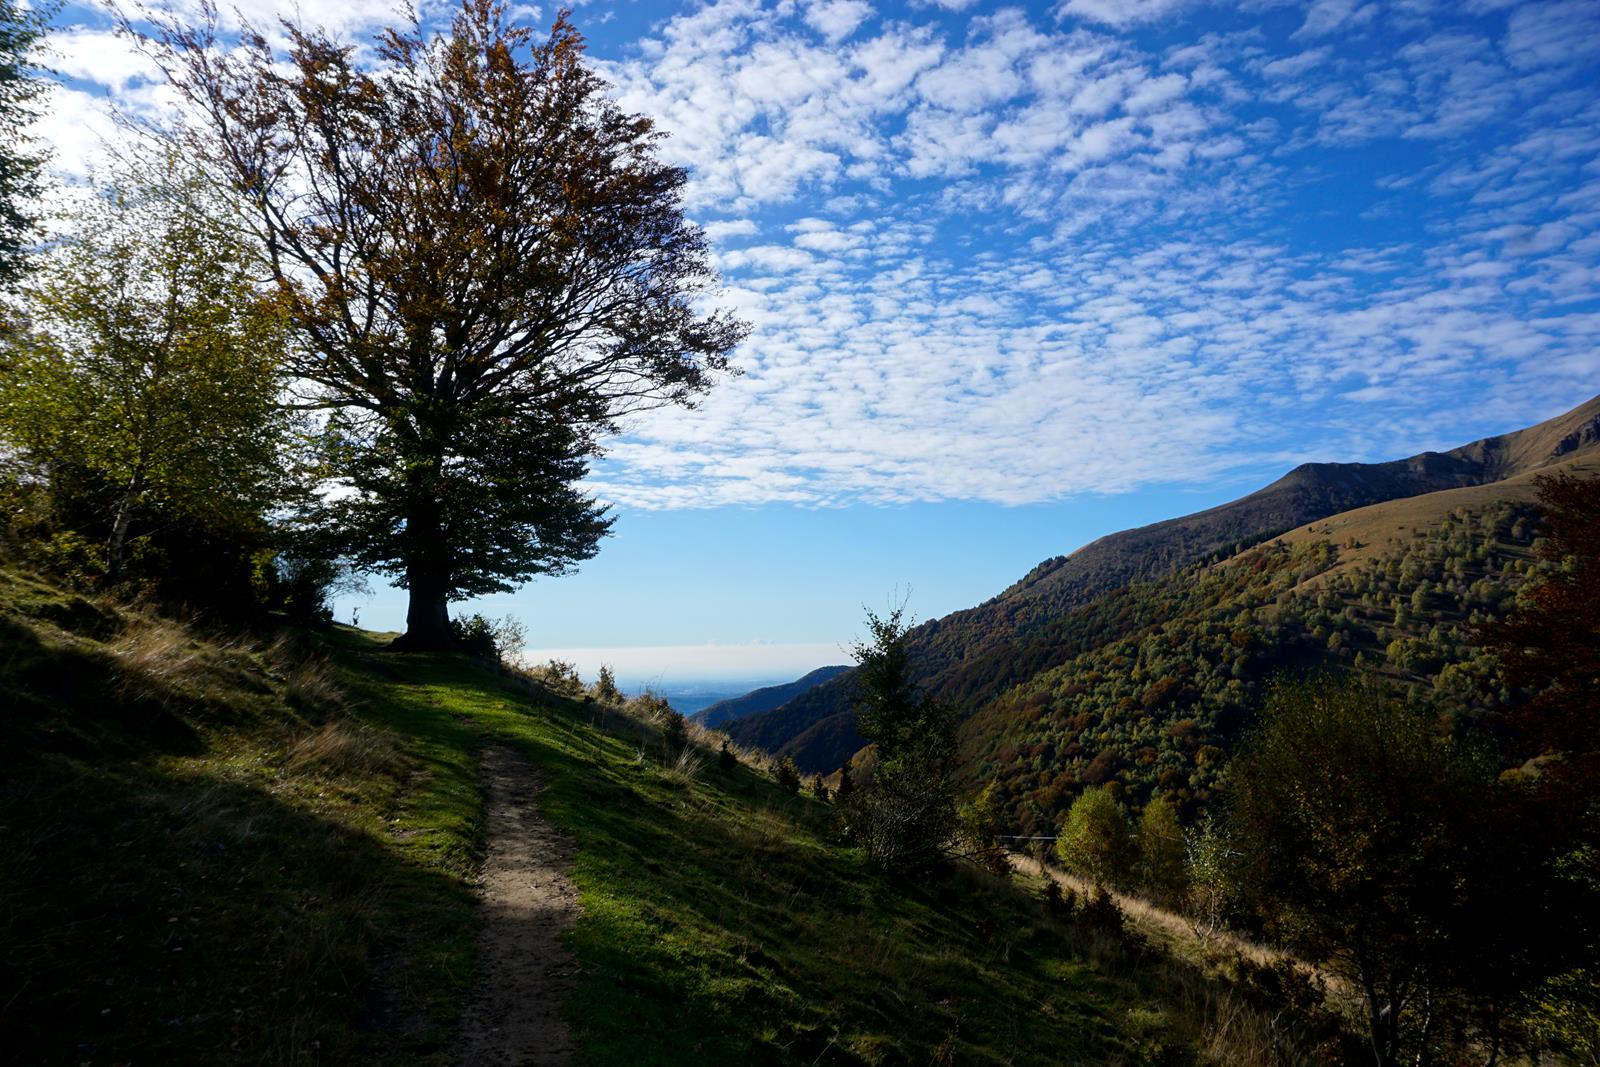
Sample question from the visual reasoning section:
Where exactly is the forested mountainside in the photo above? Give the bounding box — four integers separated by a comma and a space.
729, 395, 1600, 773
964, 458, 1600, 832
689, 665, 850, 728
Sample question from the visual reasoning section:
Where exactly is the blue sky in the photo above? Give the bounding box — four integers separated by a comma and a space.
36, 0, 1600, 687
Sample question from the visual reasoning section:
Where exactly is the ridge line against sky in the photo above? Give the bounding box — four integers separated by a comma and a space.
27, 0, 1600, 681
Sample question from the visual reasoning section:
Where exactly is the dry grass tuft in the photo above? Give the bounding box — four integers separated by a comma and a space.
286, 719, 401, 779
1014, 853, 1347, 1065
660, 746, 705, 786
282, 655, 347, 716
111, 611, 210, 687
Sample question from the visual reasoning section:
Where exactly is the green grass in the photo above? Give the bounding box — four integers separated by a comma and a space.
0, 569, 478, 1064
369, 650, 1164, 1065
0, 562, 1329, 1065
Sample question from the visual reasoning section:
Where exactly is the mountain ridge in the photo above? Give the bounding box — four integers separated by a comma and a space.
689, 665, 850, 729
728, 394, 1600, 772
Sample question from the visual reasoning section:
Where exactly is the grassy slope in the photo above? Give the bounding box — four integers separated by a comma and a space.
0, 563, 1326, 1065
0, 567, 479, 1065
1276, 455, 1600, 578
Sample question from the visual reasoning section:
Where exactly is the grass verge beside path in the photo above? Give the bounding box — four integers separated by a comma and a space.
2, 564, 1340, 1066
0, 573, 478, 1065
364, 640, 1318, 1066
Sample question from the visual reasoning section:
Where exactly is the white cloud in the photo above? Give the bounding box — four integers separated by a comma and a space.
1057, 0, 1194, 28
31, 0, 1600, 514
804, 0, 872, 42
1292, 0, 1376, 40
702, 218, 760, 242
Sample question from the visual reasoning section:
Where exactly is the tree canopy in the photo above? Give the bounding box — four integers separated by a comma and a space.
0, 0, 47, 286
0, 162, 292, 585
1223, 676, 1492, 1067
136, 0, 746, 646
1054, 785, 1131, 888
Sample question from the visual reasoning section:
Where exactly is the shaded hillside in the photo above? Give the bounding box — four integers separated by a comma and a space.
689, 664, 849, 728
731, 395, 1600, 772
0, 562, 1340, 1064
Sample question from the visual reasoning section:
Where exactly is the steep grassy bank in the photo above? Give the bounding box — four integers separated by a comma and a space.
0, 566, 480, 1064
1, 563, 1338, 1064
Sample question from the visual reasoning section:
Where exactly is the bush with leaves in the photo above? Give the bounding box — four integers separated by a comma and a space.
662, 709, 688, 754
775, 757, 801, 794
1078, 886, 1124, 938
1041, 878, 1073, 917
1222, 676, 1494, 1067
1136, 795, 1187, 904
957, 780, 1010, 876
835, 759, 855, 800
1055, 786, 1132, 888
529, 658, 586, 696
451, 614, 527, 667
592, 665, 623, 705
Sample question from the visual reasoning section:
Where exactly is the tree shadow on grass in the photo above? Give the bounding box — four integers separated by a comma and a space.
0, 748, 475, 1066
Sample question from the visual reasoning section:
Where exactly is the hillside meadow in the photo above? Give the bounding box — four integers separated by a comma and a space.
0, 561, 1357, 1065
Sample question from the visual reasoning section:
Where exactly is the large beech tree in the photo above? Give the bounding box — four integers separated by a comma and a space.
136, 0, 745, 647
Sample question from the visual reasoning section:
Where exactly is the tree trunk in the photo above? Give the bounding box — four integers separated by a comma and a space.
106, 473, 143, 583
399, 572, 453, 649
393, 468, 456, 651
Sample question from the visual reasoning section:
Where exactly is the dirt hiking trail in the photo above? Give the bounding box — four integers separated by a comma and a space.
458, 745, 581, 1066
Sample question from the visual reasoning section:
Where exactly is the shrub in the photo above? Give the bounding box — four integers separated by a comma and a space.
835, 759, 855, 800
1055, 786, 1132, 888
957, 779, 1010, 876
662, 708, 688, 753
451, 613, 498, 659
775, 756, 801, 794
452, 613, 528, 667
529, 657, 586, 695
1079, 885, 1124, 937
1042, 878, 1073, 917
592, 664, 623, 705
810, 774, 830, 803
631, 688, 673, 719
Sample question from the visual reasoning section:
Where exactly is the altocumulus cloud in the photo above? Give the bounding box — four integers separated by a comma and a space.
589, 0, 1600, 509
37, 0, 1600, 510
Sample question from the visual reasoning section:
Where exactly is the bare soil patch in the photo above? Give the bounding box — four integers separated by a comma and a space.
459, 745, 581, 1066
